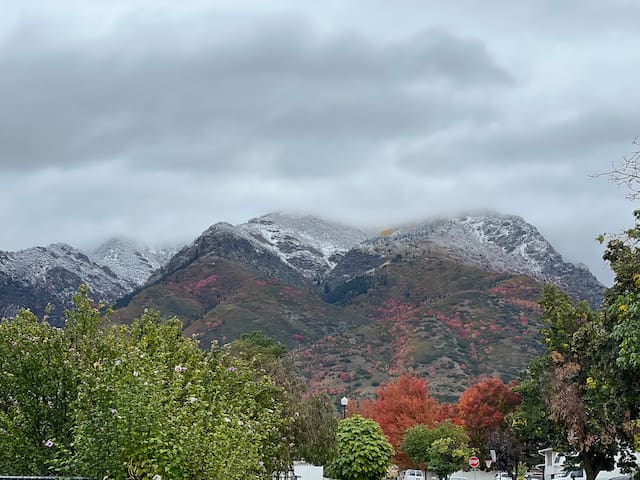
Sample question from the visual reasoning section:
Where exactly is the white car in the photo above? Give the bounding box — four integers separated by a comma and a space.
555, 470, 584, 480
495, 473, 512, 480
404, 470, 424, 480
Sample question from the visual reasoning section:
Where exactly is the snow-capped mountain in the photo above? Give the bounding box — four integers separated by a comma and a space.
148, 221, 308, 287
240, 213, 369, 279
1, 211, 605, 330
89, 238, 178, 287
3, 211, 607, 399
0, 239, 179, 326
150, 211, 604, 307
368, 213, 604, 307
0, 243, 131, 325
117, 211, 607, 400
151, 213, 369, 285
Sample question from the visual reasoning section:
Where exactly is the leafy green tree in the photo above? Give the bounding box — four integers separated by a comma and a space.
329, 415, 394, 480
514, 209, 640, 478
401, 424, 433, 470
518, 285, 632, 480
602, 211, 640, 374
61, 309, 287, 479
401, 422, 470, 480
292, 392, 338, 466
0, 309, 73, 474
227, 330, 287, 361
424, 422, 471, 480
226, 330, 296, 475
599, 210, 640, 468
510, 369, 562, 468
227, 331, 338, 469
0, 287, 294, 479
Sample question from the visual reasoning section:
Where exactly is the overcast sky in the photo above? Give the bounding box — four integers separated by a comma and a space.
1, 0, 639, 285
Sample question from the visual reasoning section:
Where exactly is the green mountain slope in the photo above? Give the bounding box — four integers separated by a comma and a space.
294, 252, 543, 401
113, 254, 370, 350
115, 240, 544, 401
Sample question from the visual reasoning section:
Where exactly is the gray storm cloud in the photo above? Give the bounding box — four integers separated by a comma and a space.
0, 14, 512, 175
1, 0, 639, 287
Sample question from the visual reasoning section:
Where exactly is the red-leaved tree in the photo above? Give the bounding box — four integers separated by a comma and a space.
360, 375, 440, 466
435, 402, 460, 424
456, 377, 522, 453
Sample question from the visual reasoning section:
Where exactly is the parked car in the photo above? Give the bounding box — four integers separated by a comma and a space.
495, 473, 512, 480
404, 470, 424, 480
555, 470, 584, 480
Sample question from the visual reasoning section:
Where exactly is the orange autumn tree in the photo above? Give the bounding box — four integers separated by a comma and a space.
360, 375, 440, 465
456, 377, 521, 453
435, 402, 460, 424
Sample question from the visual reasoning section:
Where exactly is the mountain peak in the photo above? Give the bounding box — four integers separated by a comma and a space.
89, 238, 179, 288
381, 212, 603, 307
241, 212, 369, 279
0, 243, 129, 325
247, 212, 368, 246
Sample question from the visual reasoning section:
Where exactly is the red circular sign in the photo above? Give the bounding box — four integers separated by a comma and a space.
469, 456, 480, 468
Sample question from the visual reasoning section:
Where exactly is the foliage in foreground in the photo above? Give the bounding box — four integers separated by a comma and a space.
0, 287, 289, 479
515, 286, 626, 480
401, 421, 471, 480
358, 373, 521, 470
227, 330, 338, 467
514, 210, 640, 480
359, 374, 439, 466
456, 377, 521, 455
329, 415, 394, 480
0, 308, 73, 474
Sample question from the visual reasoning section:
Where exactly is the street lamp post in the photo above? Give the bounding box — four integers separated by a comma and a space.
340, 396, 348, 419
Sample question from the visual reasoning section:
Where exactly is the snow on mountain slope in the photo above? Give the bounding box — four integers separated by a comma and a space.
239, 213, 369, 279
148, 213, 371, 287
89, 238, 178, 287
0, 243, 125, 292
147, 220, 311, 288
0, 243, 132, 324
1, 211, 605, 328
150, 211, 603, 307
399, 214, 554, 275
0, 238, 180, 325
375, 213, 604, 307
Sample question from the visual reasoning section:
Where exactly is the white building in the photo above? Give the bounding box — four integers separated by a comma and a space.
271, 461, 324, 480
294, 461, 324, 480
538, 448, 639, 480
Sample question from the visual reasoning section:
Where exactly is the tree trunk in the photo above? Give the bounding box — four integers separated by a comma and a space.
583, 456, 599, 480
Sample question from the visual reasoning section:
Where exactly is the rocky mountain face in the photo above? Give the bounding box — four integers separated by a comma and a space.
0, 239, 178, 326
89, 238, 177, 287
149, 212, 604, 306
149, 213, 369, 286
0, 212, 605, 398
241, 212, 370, 279
113, 212, 605, 400
147, 222, 307, 289
365, 213, 604, 308
0, 243, 129, 326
